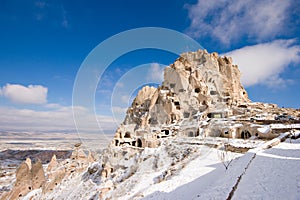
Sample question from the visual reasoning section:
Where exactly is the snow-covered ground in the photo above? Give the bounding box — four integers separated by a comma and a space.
233, 139, 300, 200
142, 138, 300, 200
6, 136, 300, 200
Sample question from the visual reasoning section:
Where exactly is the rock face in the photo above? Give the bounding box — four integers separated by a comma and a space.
113, 49, 300, 149
1, 158, 46, 199
1, 145, 94, 200
114, 50, 250, 148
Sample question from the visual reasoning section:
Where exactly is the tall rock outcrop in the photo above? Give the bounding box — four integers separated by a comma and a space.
1, 158, 45, 199
113, 50, 250, 148
1, 145, 95, 200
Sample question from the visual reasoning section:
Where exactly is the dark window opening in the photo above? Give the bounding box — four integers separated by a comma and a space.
132, 141, 136, 146
137, 138, 142, 148
246, 131, 251, 138
196, 129, 200, 137
238, 105, 247, 108
124, 132, 131, 138
120, 142, 131, 146
210, 91, 217, 95
170, 83, 175, 88
161, 130, 170, 135
195, 88, 201, 93
241, 131, 251, 139
185, 66, 191, 72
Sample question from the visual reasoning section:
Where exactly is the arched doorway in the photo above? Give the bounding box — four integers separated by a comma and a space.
241, 130, 251, 139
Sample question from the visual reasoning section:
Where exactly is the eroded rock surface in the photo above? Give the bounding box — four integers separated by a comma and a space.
1, 145, 95, 200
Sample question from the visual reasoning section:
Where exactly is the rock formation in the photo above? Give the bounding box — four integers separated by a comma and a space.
113, 49, 300, 149
113, 50, 253, 149
1, 158, 45, 199
46, 154, 58, 172
1, 145, 95, 200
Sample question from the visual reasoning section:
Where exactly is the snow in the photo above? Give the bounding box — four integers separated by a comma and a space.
143, 149, 250, 200
233, 123, 243, 128
270, 124, 300, 129
142, 137, 300, 200
17, 136, 300, 200
257, 125, 270, 134
233, 140, 300, 200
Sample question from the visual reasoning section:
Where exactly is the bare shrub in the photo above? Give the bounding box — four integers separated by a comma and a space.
217, 142, 235, 170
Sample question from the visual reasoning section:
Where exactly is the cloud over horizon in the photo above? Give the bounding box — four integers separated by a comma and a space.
147, 63, 165, 83
186, 0, 292, 45
0, 83, 48, 104
0, 105, 117, 134
225, 39, 300, 87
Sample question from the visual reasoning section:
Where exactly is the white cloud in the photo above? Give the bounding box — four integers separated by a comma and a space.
186, 0, 292, 45
44, 103, 63, 109
0, 84, 48, 104
147, 63, 164, 83
115, 82, 124, 88
225, 39, 300, 87
121, 95, 131, 104
112, 106, 127, 114
112, 106, 128, 124
0, 105, 117, 134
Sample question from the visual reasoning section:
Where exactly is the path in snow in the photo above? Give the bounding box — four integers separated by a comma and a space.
233, 140, 300, 200
143, 138, 300, 200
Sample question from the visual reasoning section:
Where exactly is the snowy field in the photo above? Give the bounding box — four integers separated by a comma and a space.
142, 138, 300, 200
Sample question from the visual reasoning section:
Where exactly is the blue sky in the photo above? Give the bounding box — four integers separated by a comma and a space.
0, 0, 299, 134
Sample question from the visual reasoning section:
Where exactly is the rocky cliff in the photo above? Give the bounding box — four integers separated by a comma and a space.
114, 49, 250, 148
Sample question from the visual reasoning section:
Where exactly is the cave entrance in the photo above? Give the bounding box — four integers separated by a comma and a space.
241, 131, 251, 139
174, 101, 180, 109
195, 88, 201, 93
137, 138, 142, 148
124, 132, 131, 138
161, 129, 170, 136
